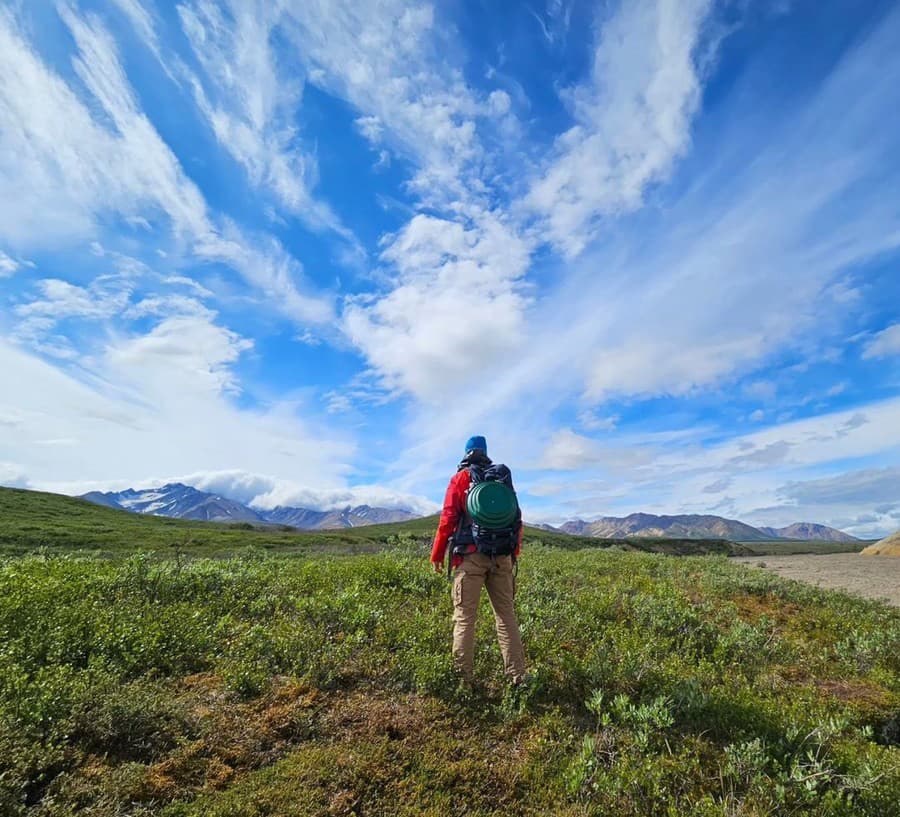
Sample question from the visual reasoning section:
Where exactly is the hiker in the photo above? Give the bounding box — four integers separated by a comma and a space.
431, 435, 527, 686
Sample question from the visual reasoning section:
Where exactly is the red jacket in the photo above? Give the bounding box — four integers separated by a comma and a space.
431, 468, 523, 567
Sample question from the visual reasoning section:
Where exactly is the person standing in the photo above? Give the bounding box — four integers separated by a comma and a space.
431, 435, 527, 686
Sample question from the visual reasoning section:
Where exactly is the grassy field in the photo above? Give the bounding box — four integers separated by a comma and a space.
1, 488, 898, 816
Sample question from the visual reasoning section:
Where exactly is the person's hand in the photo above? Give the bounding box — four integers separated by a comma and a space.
432, 560, 443, 574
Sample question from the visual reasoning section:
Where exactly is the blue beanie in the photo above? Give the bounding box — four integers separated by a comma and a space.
465, 435, 487, 454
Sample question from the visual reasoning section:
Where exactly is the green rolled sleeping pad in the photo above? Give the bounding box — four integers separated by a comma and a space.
466, 481, 518, 528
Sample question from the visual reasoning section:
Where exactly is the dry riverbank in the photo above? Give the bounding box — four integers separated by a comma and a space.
735, 552, 900, 606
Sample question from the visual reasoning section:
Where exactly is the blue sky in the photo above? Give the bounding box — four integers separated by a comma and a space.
1, 0, 899, 536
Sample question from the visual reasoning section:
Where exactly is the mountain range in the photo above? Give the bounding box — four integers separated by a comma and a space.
80, 483, 417, 530
555, 514, 858, 542
79, 483, 858, 541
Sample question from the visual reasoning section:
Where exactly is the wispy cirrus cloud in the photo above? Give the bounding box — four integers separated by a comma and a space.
863, 324, 900, 359
0, 5, 332, 328
0, 249, 20, 278
528, 0, 717, 257
0, 5, 197, 245
176, 0, 359, 248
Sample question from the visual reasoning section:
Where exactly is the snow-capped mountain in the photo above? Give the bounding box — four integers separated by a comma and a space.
80, 483, 418, 529
81, 483, 264, 523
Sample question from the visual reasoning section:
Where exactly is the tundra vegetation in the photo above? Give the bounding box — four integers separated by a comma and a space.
1, 488, 898, 816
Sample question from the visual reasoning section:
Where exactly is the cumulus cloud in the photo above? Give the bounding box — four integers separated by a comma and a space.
343, 211, 531, 402
184, 470, 439, 514
538, 429, 603, 470
105, 315, 253, 398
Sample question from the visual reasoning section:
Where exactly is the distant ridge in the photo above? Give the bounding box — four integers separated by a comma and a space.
80, 483, 418, 530
556, 513, 857, 542
759, 522, 860, 542
78, 485, 859, 540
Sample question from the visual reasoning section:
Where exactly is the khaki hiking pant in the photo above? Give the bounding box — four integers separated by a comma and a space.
452, 553, 526, 683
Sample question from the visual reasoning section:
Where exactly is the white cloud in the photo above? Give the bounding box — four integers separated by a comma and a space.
194, 223, 335, 325
743, 380, 777, 401
779, 467, 900, 506
510, 396, 900, 535
356, 115, 384, 143
0, 461, 29, 489
104, 314, 253, 399
183, 470, 438, 515
176, 0, 357, 245
0, 6, 199, 244
530, 0, 572, 47
0, 6, 332, 329
12, 276, 134, 355
749, 409, 765, 422
578, 410, 619, 431
862, 323, 900, 359
122, 294, 212, 320
487, 89, 511, 116
537, 429, 603, 470
585, 336, 767, 400
0, 335, 357, 494
110, 0, 163, 60
59, 4, 211, 238
341, 0, 899, 460
162, 275, 214, 298
343, 211, 531, 402
16, 278, 132, 321
0, 249, 19, 276
281, 0, 488, 206
552, 3, 900, 404
528, 0, 717, 256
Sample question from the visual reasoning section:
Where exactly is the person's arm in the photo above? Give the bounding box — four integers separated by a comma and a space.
431, 472, 465, 570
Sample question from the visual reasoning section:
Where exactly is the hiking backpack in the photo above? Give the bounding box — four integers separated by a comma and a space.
465, 463, 521, 557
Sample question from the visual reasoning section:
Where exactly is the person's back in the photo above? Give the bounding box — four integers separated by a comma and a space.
431, 435, 527, 686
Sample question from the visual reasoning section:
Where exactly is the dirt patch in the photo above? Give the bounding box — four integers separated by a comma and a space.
814, 678, 892, 709
734, 553, 900, 606
730, 591, 803, 629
